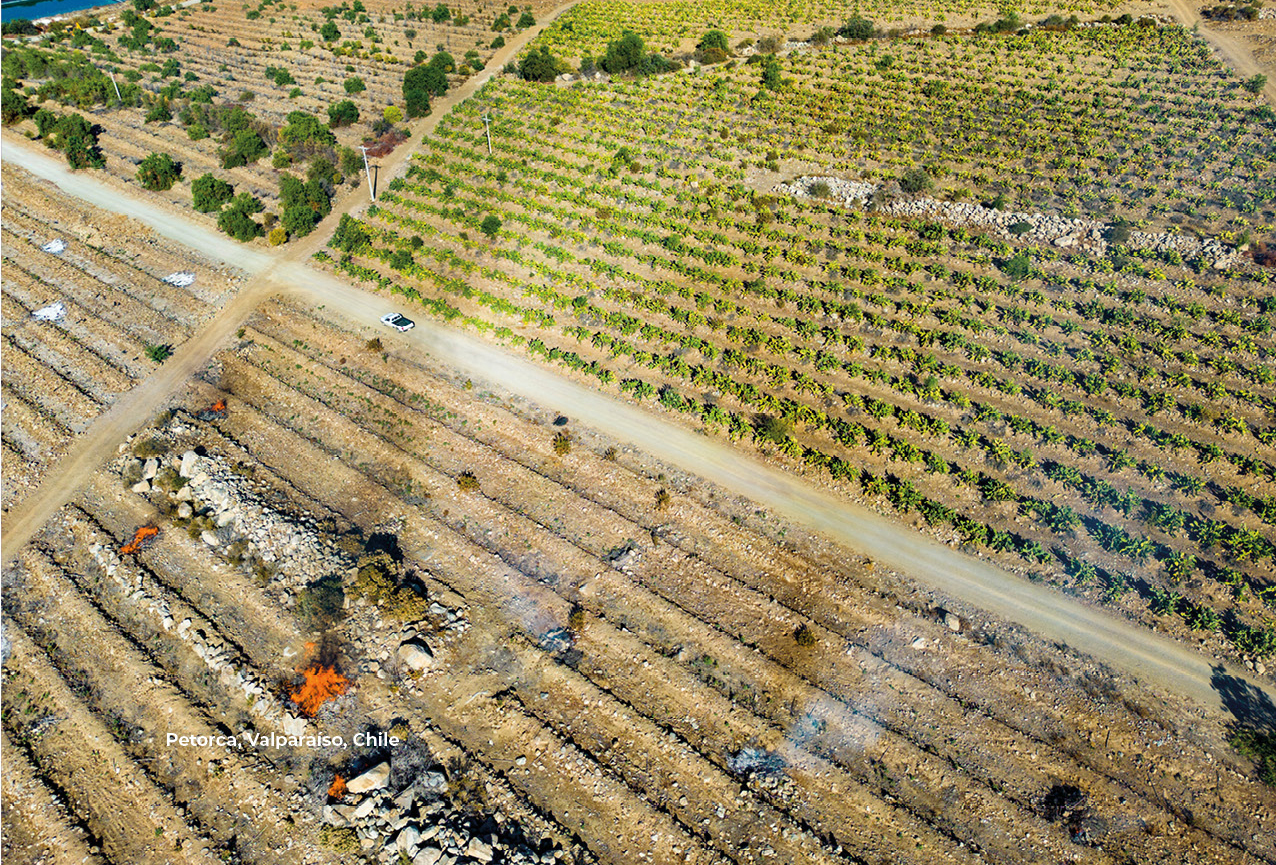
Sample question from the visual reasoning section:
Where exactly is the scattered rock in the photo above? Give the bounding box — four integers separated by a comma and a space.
348, 762, 391, 794
397, 640, 434, 672
945, 612, 962, 632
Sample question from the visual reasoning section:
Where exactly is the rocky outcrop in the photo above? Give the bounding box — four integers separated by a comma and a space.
324, 756, 571, 865
776, 175, 1244, 270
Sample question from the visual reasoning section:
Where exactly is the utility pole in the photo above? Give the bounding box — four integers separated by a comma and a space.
481, 112, 493, 156
358, 144, 375, 200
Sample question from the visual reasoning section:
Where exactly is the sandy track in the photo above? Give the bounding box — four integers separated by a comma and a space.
1159, 0, 1276, 100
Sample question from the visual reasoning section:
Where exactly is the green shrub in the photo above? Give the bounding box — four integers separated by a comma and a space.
136, 152, 181, 190
838, 15, 875, 40
144, 343, 173, 362
191, 173, 233, 211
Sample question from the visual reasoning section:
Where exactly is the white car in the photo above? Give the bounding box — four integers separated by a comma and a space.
380, 312, 415, 332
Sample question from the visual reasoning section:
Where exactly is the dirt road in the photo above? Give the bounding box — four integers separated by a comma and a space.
4, 6, 1274, 719
1160, 0, 1276, 101
288, 264, 1276, 716
0, 2, 577, 547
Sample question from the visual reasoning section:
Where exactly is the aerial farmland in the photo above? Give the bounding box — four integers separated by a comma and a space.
2, 0, 1275, 863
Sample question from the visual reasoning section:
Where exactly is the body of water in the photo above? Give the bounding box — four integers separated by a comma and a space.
2, 0, 122, 24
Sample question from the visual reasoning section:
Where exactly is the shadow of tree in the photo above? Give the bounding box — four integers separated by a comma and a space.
1212, 664, 1276, 729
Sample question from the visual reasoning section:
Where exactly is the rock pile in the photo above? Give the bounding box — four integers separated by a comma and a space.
776, 175, 1243, 269
78, 520, 307, 737
323, 759, 569, 865
125, 447, 339, 591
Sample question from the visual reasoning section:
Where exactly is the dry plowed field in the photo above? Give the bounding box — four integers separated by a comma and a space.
1, 164, 245, 515
7, 295, 1271, 864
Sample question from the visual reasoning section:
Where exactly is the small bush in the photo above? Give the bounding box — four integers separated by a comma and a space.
899, 167, 933, 194
809, 180, 831, 198
133, 436, 167, 458
457, 471, 480, 492
350, 552, 427, 620
365, 337, 383, 352
1106, 221, 1132, 244
838, 15, 875, 40
552, 431, 571, 455
296, 574, 345, 630
144, 343, 173, 362
655, 488, 671, 510
567, 605, 586, 632
794, 623, 817, 646
268, 227, 288, 246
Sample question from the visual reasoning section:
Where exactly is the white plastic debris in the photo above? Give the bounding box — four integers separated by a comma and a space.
41, 238, 66, 254
32, 301, 66, 321
162, 271, 196, 287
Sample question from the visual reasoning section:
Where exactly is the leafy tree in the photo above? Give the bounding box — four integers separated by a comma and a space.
429, 50, 455, 73
327, 99, 359, 127
402, 64, 433, 117
191, 173, 234, 211
320, 20, 340, 41
145, 100, 173, 123
2, 87, 33, 126
217, 192, 264, 242
516, 10, 535, 28
136, 152, 181, 190
480, 214, 502, 239
601, 30, 645, 73
699, 29, 729, 54
343, 76, 365, 94
33, 108, 58, 138
279, 174, 332, 237
331, 213, 370, 252
339, 146, 363, 178
761, 56, 782, 90
518, 46, 567, 82
279, 110, 335, 158
50, 114, 105, 169
1231, 726, 1276, 786
697, 29, 729, 63
492, 12, 510, 30
220, 128, 268, 168
1, 19, 38, 35
431, 3, 451, 22
838, 15, 875, 40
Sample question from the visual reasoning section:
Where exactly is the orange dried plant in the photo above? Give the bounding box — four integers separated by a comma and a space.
289, 663, 350, 717
327, 774, 347, 800
121, 524, 160, 555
